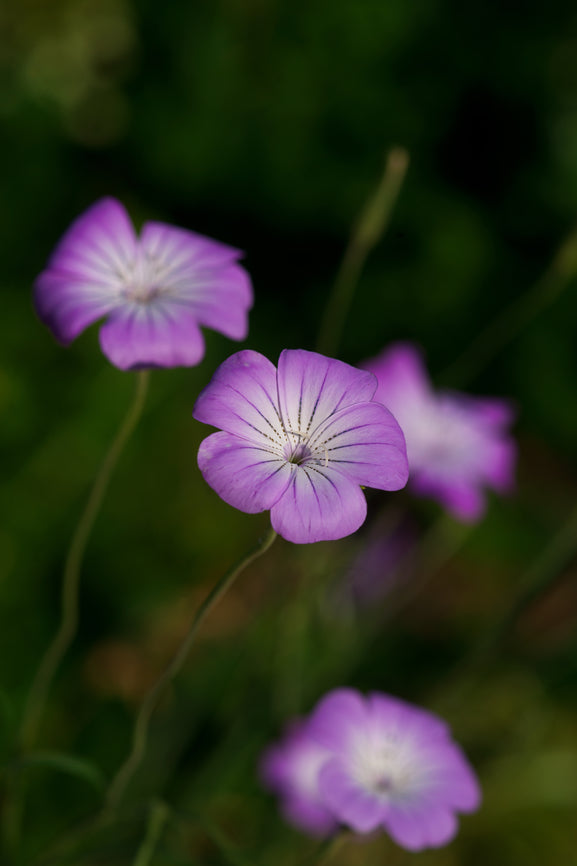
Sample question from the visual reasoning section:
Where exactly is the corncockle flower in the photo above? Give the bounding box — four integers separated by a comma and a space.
193, 349, 409, 543
362, 343, 516, 521
308, 689, 481, 850
262, 688, 481, 851
260, 720, 338, 837
34, 197, 252, 370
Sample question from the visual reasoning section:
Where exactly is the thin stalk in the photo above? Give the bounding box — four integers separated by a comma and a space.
441, 223, 577, 387
104, 527, 277, 812
316, 147, 409, 358
435, 501, 577, 713
133, 800, 169, 866
309, 832, 350, 865
464, 501, 577, 672
21, 370, 150, 751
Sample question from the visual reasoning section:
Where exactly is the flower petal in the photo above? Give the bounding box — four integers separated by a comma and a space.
34, 197, 136, 343
414, 741, 482, 813
259, 721, 338, 838
367, 693, 451, 743
385, 803, 458, 851
140, 222, 252, 340
308, 688, 368, 753
362, 342, 432, 414
318, 759, 387, 834
310, 402, 408, 491
34, 271, 121, 344
193, 350, 285, 447
411, 474, 486, 522
98, 302, 205, 370
197, 431, 291, 513
270, 466, 367, 543
277, 350, 377, 440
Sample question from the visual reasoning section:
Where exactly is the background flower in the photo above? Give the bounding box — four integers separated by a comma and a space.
306, 688, 481, 851
34, 197, 253, 370
362, 343, 516, 521
193, 348, 409, 543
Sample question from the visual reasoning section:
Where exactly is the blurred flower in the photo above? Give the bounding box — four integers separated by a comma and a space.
362, 343, 516, 521
260, 720, 338, 837
34, 197, 252, 370
262, 688, 481, 851
327, 513, 416, 617
193, 349, 408, 543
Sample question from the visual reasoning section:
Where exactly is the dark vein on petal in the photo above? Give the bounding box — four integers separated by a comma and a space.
306, 366, 330, 434
223, 383, 284, 442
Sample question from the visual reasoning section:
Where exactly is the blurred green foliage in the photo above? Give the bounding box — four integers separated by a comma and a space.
1, 0, 577, 863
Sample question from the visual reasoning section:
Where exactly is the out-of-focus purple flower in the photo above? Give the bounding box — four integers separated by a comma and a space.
328, 514, 416, 617
260, 720, 338, 837
307, 688, 481, 851
362, 343, 516, 522
193, 348, 409, 544
34, 197, 253, 370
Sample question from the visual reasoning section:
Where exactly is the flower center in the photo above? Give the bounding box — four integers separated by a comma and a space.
285, 439, 313, 465
121, 252, 173, 304
352, 736, 416, 801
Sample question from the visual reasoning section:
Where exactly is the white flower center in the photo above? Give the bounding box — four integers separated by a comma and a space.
120, 250, 177, 304
351, 732, 417, 801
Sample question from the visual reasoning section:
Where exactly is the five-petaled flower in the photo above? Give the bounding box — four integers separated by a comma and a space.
193, 349, 409, 543
362, 343, 516, 522
261, 688, 481, 851
34, 197, 253, 370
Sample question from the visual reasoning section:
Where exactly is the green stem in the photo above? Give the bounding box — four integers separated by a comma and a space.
316, 147, 409, 358
468, 501, 577, 668
21, 370, 150, 751
133, 800, 169, 866
436, 502, 577, 713
310, 832, 349, 865
441, 223, 577, 387
104, 527, 277, 812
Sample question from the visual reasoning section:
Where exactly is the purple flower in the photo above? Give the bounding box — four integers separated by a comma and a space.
34, 197, 253, 370
308, 689, 481, 850
260, 720, 338, 837
262, 688, 481, 850
328, 514, 416, 616
362, 343, 516, 522
193, 349, 409, 544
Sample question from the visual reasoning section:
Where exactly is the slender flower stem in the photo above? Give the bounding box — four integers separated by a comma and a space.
441, 223, 577, 388
133, 800, 169, 866
310, 832, 349, 865
21, 370, 150, 752
105, 527, 277, 812
435, 501, 577, 713
467, 501, 577, 669
316, 147, 409, 358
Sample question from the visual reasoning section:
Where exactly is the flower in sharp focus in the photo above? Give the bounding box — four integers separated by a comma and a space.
34, 197, 253, 370
260, 720, 338, 837
263, 688, 480, 851
193, 348, 409, 544
362, 342, 516, 522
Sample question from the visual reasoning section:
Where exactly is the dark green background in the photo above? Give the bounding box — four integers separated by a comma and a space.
1, 0, 577, 863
